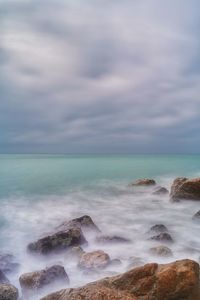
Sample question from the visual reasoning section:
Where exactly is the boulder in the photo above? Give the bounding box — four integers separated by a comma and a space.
20, 265, 69, 297
0, 284, 18, 300
41, 259, 200, 300
95, 235, 130, 244
150, 232, 173, 243
170, 177, 200, 201
57, 215, 100, 233
28, 227, 87, 255
78, 250, 110, 270
0, 270, 9, 284
152, 187, 169, 195
192, 210, 200, 220
129, 179, 156, 187
0, 253, 19, 274
148, 224, 168, 234
149, 245, 173, 257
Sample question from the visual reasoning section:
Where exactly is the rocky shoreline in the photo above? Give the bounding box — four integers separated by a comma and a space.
1, 177, 200, 299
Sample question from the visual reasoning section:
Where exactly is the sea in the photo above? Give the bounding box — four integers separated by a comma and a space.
1, 154, 200, 298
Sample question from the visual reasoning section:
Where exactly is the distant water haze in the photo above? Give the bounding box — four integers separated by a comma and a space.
1, 155, 200, 298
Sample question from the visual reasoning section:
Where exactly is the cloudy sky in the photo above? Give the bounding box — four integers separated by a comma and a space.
1, 0, 200, 153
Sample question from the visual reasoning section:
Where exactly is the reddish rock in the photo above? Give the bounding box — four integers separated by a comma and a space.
170, 177, 200, 201
78, 250, 110, 270
41, 259, 199, 300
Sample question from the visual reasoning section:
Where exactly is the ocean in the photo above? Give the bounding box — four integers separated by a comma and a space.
1, 154, 200, 298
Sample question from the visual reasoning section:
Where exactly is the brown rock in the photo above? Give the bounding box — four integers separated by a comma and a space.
41, 259, 200, 300
19, 265, 69, 297
149, 245, 173, 257
170, 177, 200, 201
0, 284, 18, 300
129, 179, 156, 187
78, 250, 110, 270
28, 227, 87, 255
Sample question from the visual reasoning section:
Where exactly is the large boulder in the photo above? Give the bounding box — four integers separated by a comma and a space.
0, 284, 18, 300
28, 227, 87, 255
20, 265, 69, 297
170, 177, 200, 201
41, 259, 200, 300
78, 250, 110, 271
129, 179, 156, 187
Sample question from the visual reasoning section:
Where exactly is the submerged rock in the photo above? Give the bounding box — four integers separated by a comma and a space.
41, 259, 199, 300
148, 224, 168, 234
0, 270, 9, 284
78, 250, 110, 270
150, 232, 173, 243
95, 235, 130, 244
170, 177, 200, 201
152, 186, 169, 195
57, 215, 100, 233
19, 265, 69, 297
127, 257, 144, 270
0, 253, 19, 274
149, 245, 173, 257
28, 227, 87, 255
192, 210, 200, 220
0, 284, 18, 300
129, 178, 156, 187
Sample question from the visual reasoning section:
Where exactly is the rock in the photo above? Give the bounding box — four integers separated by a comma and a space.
148, 224, 168, 234
57, 215, 100, 233
110, 259, 122, 267
129, 179, 156, 187
149, 245, 173, 257
0, 253, 19, 274
0, 270, 9, 284
41, 259, 200, 300
127, 257, 144, 270
95, 235, 130, 244
20, 265, 69, 297
170, 177, 200, 201
150, 232, 173, 243
152, 186, 169, 195
41, 285, 137, 300
28, 227, 87, 255
0, 284, 18, 300
67, 246, 85, 259
78, 250, 110, 270
192, 210, 200, 220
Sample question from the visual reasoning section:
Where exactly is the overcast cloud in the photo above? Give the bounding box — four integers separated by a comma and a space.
1, 0, 200, 153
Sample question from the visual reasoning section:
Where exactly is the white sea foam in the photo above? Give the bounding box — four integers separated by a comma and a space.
1, 176, 200, 299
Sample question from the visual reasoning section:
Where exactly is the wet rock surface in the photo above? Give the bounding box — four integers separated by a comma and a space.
28, 227, 87, 255
78, 250, 110, 270
0, 284, 18, 300
170, 177, 200, 201
41, 259, 199, 300
20, 265, 69, 296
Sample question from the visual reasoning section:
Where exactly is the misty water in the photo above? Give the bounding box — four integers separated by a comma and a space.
1, 154, 200, 299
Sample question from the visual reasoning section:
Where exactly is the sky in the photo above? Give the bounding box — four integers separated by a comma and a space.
1, 0, 200, 154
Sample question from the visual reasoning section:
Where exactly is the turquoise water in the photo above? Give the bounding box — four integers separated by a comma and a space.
1, 154, 200, 298
1, 154, 200, 198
